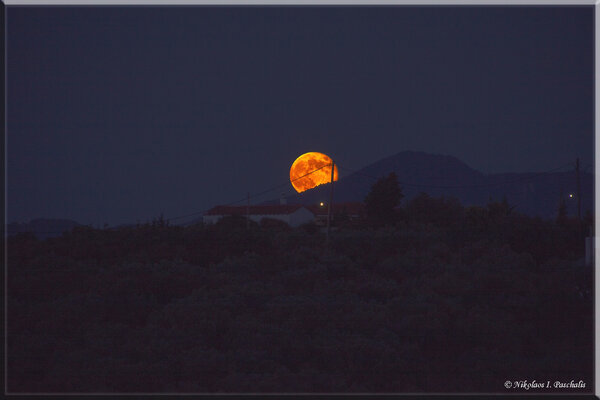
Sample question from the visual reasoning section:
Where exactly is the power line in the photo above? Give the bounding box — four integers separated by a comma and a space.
172, 162, 333, 225
5, 184, 582, 237
7, 160, 579, 233
167, 161, 573, 226
336, 162, 573, 190
242, 163, 333, 202
167, 195, 248, 223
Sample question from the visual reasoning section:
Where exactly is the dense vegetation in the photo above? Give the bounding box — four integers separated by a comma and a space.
7, 194, 593, 393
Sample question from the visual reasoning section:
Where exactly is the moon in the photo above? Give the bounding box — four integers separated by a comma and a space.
290, 152, 338, 193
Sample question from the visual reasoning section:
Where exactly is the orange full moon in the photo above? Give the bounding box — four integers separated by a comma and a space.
290, 152, 338, 193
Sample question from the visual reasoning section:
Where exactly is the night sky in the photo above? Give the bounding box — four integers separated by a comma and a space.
7, 6, 594, 226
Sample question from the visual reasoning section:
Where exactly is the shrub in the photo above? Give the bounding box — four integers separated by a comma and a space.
259, 217, 291, 231
298, 221, 319, 234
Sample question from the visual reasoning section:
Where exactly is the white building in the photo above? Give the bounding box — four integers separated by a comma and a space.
203, 204, 315, 228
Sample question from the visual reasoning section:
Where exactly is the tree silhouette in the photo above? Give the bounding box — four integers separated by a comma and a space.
556, 195, 567, 225
364, 172, 403, 226
334, 205, 351, 227
486, 196, 515, 224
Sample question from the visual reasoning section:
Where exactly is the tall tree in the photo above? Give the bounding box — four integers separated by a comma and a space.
556, 194, 567, 225
364, 172, 403, 226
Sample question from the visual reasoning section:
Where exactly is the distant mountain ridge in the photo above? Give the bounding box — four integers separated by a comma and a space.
9, 152, 592, 232
264, 151, 592, 220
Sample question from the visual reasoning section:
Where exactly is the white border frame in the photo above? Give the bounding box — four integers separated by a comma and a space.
4, 0, 598, 397
2, 0, 598, 5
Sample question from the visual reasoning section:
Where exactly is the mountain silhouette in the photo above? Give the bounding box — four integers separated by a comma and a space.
265, 151, 592, 220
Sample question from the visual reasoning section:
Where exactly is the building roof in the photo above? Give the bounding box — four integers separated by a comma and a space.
205, 204, 308, 216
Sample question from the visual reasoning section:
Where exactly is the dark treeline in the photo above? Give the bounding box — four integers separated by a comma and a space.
7, 185, 594, 393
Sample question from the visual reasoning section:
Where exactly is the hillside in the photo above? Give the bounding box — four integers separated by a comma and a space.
6, 217, 593, 392
272, 151, 592, 220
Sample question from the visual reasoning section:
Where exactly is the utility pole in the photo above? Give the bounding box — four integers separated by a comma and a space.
246, 192, 250, 230
576, 157, 581, 221
326, 161, 335, 247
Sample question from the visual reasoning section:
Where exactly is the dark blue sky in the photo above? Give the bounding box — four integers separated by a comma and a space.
7, 6, 594, 226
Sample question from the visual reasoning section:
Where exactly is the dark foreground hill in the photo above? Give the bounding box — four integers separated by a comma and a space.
269, 151, 592, 220
6, 210, 593, 393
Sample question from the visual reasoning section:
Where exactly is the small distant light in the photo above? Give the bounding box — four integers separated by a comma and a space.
569, 194, 574, 198
320, 202, 324, 207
